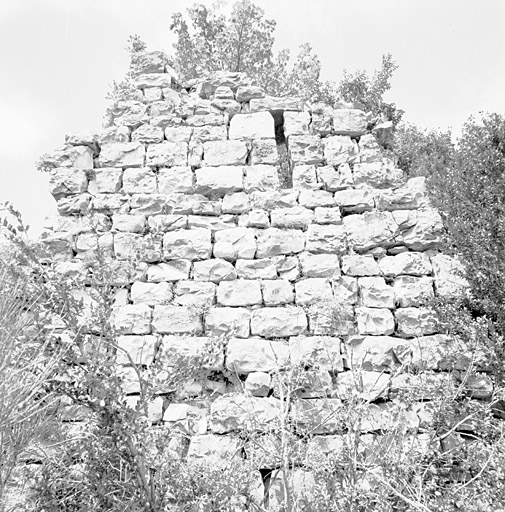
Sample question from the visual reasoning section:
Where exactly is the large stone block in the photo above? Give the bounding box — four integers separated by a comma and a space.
146, 142, 188, 167
288, 135, 324, 165
195, 166, 244, 197
392, 276, 434, 307
229, 112, 275, 139
112, 214, 145, 233
203, 140, 248, 166
289, 335, 343, 372
284, 111, 311, 137
356, 307, 395, 335
187, 435, 242, 466
345, 335, 411, 371
222, 192, 250, 214
157, 166, 194, 194
317, 164, 353, 191
205, 307, 251, 338
114, 232, 162, 262
333, 109, 367, 136
323, 135, 359, 166
358, 277, 395, 309
251, 307, 308, 337
48, 168, 87, 199
244, 165, 280, 192
306, 224, 347, 254
213, 227, 256, 260
152, 306, 203, 334
299, 190, 335, 209
332, 276, 359, 304
341, 254, 380, 276
236, 85, 265, 102
147, 260, 191, 282
378, 252, 432, 277
174, 281, 216, 306
192, 258, 237, 282
48, 144, 95, 169
262, 280, 295, 306
187, 215, 234, 231
116, 335, 158, 365
335, 370, 390, 401
148, 214, 187, 232
131, 124, 164, 143
161, 335, 223, 371
333, 188, 375, 213
226, 338, 289, 373
250, 139, 279, 165
249, 190, 299, 210
111, 304, 152, 335
134, 73, 174, 89
122, 167, 157, 194
375, 177, 427, 211
129, 194, 166, 215
343, 211, 398, 252
399, 208, 444, 251
292, 164, 319, 190
162, 228, 212, 261
299, 252, 340, 279
353, 162, 404, 189
131, 281, 173, 305
99, 142, 145, 168
92, 167, 123, 193
56, 192, 91, 216
249, 96, 304, 112
310, 103, 333, 135
105, 100, 148, 129
270, 207, 314, 229
236, 259, 277, 279
130, 51, 166, 75
395, 307, 438, 338
256, 228, 305, 257
295, 278, 333, 305
291, 399, 343, 434
430, 253, 469, 299
217, 280, 262, 306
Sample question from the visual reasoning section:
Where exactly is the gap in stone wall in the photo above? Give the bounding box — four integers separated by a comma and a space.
271, 110, 291, 188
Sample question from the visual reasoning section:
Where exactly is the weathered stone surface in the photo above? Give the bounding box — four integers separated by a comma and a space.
92, 168, 123, 194
310, 103, 333, 135
157, 167, 194, 194
356, 307, 395, 335
116, 335, 158, 365
251, 307, 308, 337
359, 277, 395, 309
333, 109, 367, 136
410, 334, 454, 370
112, 304, 152, 335
249, 190, 299, 210
353, 162, 404, 189
295, 278, 333, 305
306, 224, 347, 254
187, 215, 234, 231
314, 207, 342, 225
152, 306, 203, 334
131, 124, 164, 143
213, 227, 256, 260
399, 208, 444, 251
162, 228, 212, 261
323, 136, 359, 166
288, 135, 324, 164
205, 307, 251, 338
134, 73, 174, 89
244, 165, 280, 192
226, 338, 289, 373
48, 168, 87, 198
48, 145, 95, 169
122, 167, 157, 194
275, 255, 300, 281
291, 399, 343, 434
344, 211, 398, 252
98, 125, 131, 144
222, 192, 250, 214
203, 140, 248, 166
99, 142, 145, 168
270, 207, 314, 230
129, 194, 166, 215
130, 51, 167, 75
211, 98, 241, 115
235, 85, 265, 102
131, 281, 173, 305
317, 164, 353, 191
229, 112, 275, 139
217, 280, 262, 306
249, 96, 304, 112
74, 232, 113, 254
250, 139, 278, 165
114, 232, 162, 262
335, 370, 390, 401
393, 276, 434, 307
245, 372, 271, 397
174, 281, 216, 306
261, 280, 294, 306
430, 253, 469, 299
147, 260, 191, 282
146, 142, 188, 167
105, 100, 148, 129
194, 166, 243, 197
161, 335, 223, 370
235, 259, 276, 279
341, 255, 379, 276
289, 335, 343, 372
345, 335, 411, 371
376, 177, 427, 211
395, 307, 438, 337
292, 164, 319, 190
299, 190, 335, 209
163, 126, 193, 143
299, 252, 340, 278
256, 228, 305, 257
334, 188, 375, 213
390, 372, 455, 400
331, 278, 358, 306
378, 252, 432, 277
284, 111, 311, 137
192, 258, 236, 282
187, 434, 242, 465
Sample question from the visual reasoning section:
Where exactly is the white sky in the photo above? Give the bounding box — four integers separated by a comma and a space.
1, 0, 504, 237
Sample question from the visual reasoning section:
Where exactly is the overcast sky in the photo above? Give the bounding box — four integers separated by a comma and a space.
1, 0, 504, 237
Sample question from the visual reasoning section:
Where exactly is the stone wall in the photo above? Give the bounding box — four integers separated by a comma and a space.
40, 50, 489, 506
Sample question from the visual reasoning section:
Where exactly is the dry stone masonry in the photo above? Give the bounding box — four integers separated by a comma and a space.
40, 50, 488, 505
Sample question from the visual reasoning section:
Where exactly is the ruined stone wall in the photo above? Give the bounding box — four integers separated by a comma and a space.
40, 50, 488, 504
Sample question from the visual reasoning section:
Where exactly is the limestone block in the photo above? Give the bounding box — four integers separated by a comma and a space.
162, 228, 211, 261
410, 334, 454, 370
146, 142, 187, 167
395, 307, 438, 337
245, 372, 271, 396
270, 207, 314, 229
143, 87, 162, 103
191, 125, 227, 144
317, 164, 353, 192
393, 276, 434, 307
210, 395, 282, 433
358, 277, 395, 309
152, 306, 203, 334
251, 307, 308, 337
114, 233, 162, 262
310, 103, 333, 135
164, 126, 193, 143
105, 100, 148, 129
236, 258, 277, 279
295, 278, 333, 305
129, 194, 166, 215
292, 164, 319, 190
323, 135, 359, 166
306, 224, 347, 254
314, 207, 342, 225
161, 335, 223, 371
192, 259, 236, 282
345, 335, 411, 371
289, 335, 343, 372
214, 85, 234, 99
430, 253, 469, 299
111, 214, 145, 233
299, 190, 335, 209
57, 194, 91, 215
213, 227, 256, 260
122, 167, 157, 194
205, 307, 251, 338
250, 139, 278, 165
378, 252, 432, 277
226, 338, 289, 373
203, 140, 248, 166
148, 214, 187, 232
344, 211, 398, 252
195, 166, 244, 196
353, 162, 404, 189
99, 142, 145, 167
399, 208, 444, 251
131, 282, 173, 305
173, 281, 215, 307
249, 96, 304, 112
288, 135, 324, 164
341, 254, 379, 276
157, 166, 194, 194
112, 304, 152, 335
134, 73, 174, 89
166, 193, 220, 216
249, 190, 299, 210
333, 188, 375, 213
211, 98, 241, 115
236, 85, 265, 102
93, 168, 122, 193
333, 109, 367, 136
359, 133, 393, 162
74, 232, 113, 254
335, 370, 390, 401
40, 232, 73, 261
147, 260, 191, 282
217, 280, 262, 306
256, 228, 305, 257
116, 335, 158, 365
98, 126, 130, 144
187, 434, 242, 466
229, 112, 275, 139
48, 145, 95, 169
332, 276, 359, 304
221, 192, 249, 214
238, 210, 270, 228
262, 280, 294, 306
48, 168, 87, 199
356, 307, 395, 335
376, 177, 427, 211
275, 255, 301, 281
187, 215, 235, 231
131, 124, 164, 143
284, 111, 311, 137
244, 165, 280, 192
291, 399, 343, 434
299, 252, 340, 279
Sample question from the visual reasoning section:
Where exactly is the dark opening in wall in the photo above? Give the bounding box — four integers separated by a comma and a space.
271, 110, 292, 188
